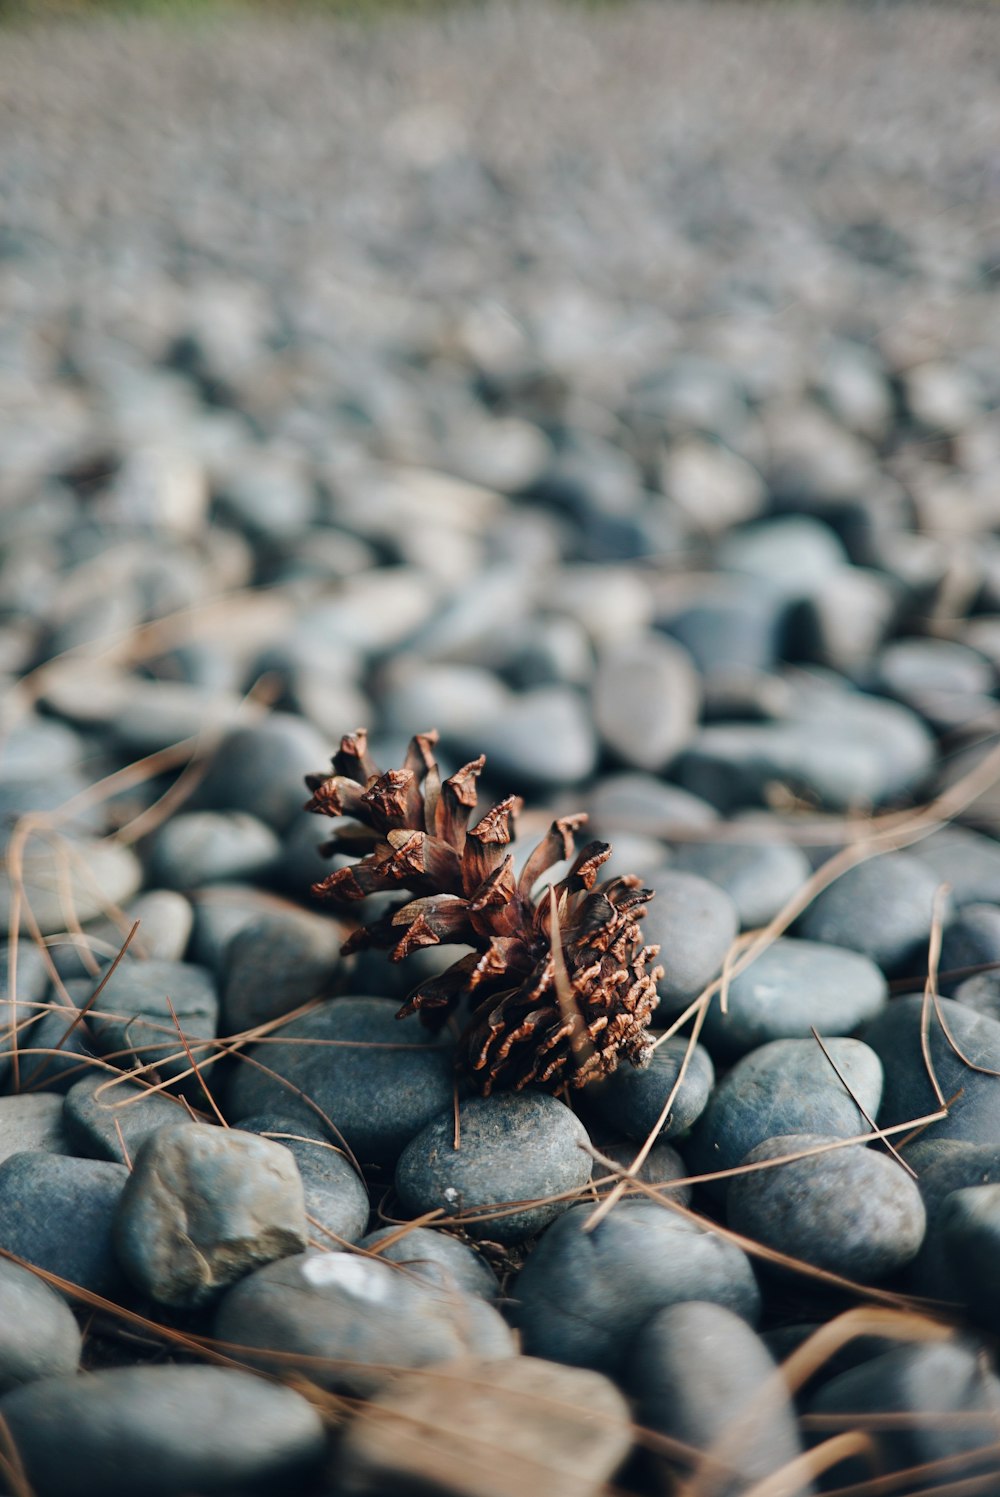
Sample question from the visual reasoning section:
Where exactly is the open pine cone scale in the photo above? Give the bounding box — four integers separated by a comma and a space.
305, 728, 663, 1095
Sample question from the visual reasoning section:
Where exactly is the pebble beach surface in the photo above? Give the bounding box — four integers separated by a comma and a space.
3, 2, 1000, 1492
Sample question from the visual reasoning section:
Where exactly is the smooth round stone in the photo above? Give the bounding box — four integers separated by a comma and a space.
145, 811, 281, 890
360, 1226, 499, 1300
791, 565, 897, 674
658, 579, 784, 679
918, 826, 1000, 909
451, 687, 598, 789
807, 1342, 1000, 1491
337, 1356, 631, 1497
116, 890, 193, 964
629, 1302, 805, 1493
715, 515, 847, 597
0, 1365, 325, 1497
188, 883, 292, 974
907, 1143, 1000, 1300
939, 904, 1000, 994
115, 1123, 306, 1308
865, 995, 1000, 1145
226, 996, 456, 1166
0, 837, 142, 935
700, 937, 888, 1058
214, 1250, 514, 1396
593, 1139, 691, 1206
239, 1113, 370, 1247
0, 1152, 129, 1299
0, 1257, 82, 1392
0, 717, 83, 780
640, 870, 739, 1018
0, 1094, 69, 1163
590, 1037, 714, 1143
85, 959, 218, 1086
192, 715, 330, 833
6, 996, 98, 1094
221, 908, 342, 1034
395, 1093, 593, 1245
870, 638, 994, 721
939, 1185, 1000, 1331
510, 1201, 761, 1377
953, 970, 1000, 1023
592, 633, 701, 772
669, 838, 810, 930
107, 680, 243, 755
727, 1134, 926, 1281
63, 1073, 194, 1164
379, 662, 511, 740
587, 773, 718, 838
792, 687, 936, 804
0, 772, 104, 851
688, 1038, 884, 1196
796, 853, 946, 975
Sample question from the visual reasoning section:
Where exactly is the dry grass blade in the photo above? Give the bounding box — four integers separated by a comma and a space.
736, 1432, 878, 1497
920, 883, 950, 1111
163, 994, 228, 1128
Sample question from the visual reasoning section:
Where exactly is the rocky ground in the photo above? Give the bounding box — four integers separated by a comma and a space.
3, 1, 1000, 1493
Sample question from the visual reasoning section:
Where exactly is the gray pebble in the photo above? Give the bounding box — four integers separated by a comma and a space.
918, 825, 1000, 909
221, 907, 342, 1033
658, 579, 785, 680
688, 1038, 884, 1196
669, 838, 811, 930
451, 686, 598, 789
107, 679, 243, 755
0, 1365, 325, 1497
796, 853, 946, 974
640, 869, 739, 1018
0, 1094, 69, 1164
727, 1134, 926, 1281
114, 1123, 306, 1308
629, 1302, 808, 1497
938, 1184, 1000, 1332
510, 1201, 760, 1376
0, 1151, 129, 1299
193, 714, 330, 832
187, 883, 290, 974
146, 810, 281, 890
63, 1072, 194, 1164
591, 1036, 714, 1142
0, 837, 143, 935
226, 995, 456, 1166
238, 1113, 370, 1247
939, 903, 1000, 993
870, 638, 994, 726
0, 717, 83, 780
587, 772, 718, 839
953, 969, 1000, 1023
0, 1257, 82, 1393
86, 958, 218, 1088
6, 993, 98, 1093
592, 633, 701, 771
715, 514, 847, 597
792, 565, 897, 674
395, 1092, 592, 1244
906, 1142, 1000, 1300
213, 1249, 514, 1395
359, 1225, 499, 1300
700, 936, 888, 1058
865, 995, 1000, 1146
592, 1139, 691, 1205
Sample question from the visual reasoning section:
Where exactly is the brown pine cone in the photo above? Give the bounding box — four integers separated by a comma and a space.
305, 729, 662, 1095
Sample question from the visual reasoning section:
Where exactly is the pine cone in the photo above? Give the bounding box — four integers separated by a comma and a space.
305, 729, 663, 1095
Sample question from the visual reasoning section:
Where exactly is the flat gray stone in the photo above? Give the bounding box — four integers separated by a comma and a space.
220, 908, 342, 1033
865, 995, 1000, 1146
0, 838, 142, 935
640, 869, 739, 1018
0, 1257, 82, 1393
238, 1113, 370, 1247
591, 1036, 714, 1142
0, 1151, 129, 1299
63, 1072, 194, 1164
592, 632, 701, 772
359, 1226, 499, 1300
796, 853, 946, 975
668, 838, 811, 930
145, 811, 281, 890
193, 714, 330, 832
0, 1094, 70, 1164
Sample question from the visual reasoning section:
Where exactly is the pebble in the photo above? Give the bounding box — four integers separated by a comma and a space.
145, 810, 282, 890
85, 958, 218, 1087
592, 1139, 692, 1205
591, 632, 701, 771
452, 686, 598, 789
239, 1113, 370, 1247
213, 1249, 515, 1396
225, 995, 457, 1165
0, 1151, 129, 1299
359, 1225, 499, 1300
192, 715, 331, 833
688, 1038, 884, 1194
939, 903, 1000, 993
187, 882, 290, 974
591, 1036, 714, 1142
628, 1302, 807, 1496
660, 438, 765, 534
938, 1184, 1000, 1331
7, 993, 99, 1093
63, 1072, 194, 1163
865, 994, 1000, 1146
337, 1356, 632, 1497
587, 772, 718, 839
668, 838, 811, 929
715, 514, 848, 598
0, 1365, 326, 1497
791, 564, 898, 673
638, 869, 739, 1018
395, 1092, 593, 1244
658, 579, 785, 681
953, 969, 1000, 1023
0, 1257, 82, 1393
906, 1141, 1000, 1301
918, 825, 1000, 909
0, 1094, 70, 1164
109, 890, 193, 964
869, 638, 994, 727
700, 936, 888, 1058
726, 1134, 926, 1282
796, 853, 947, 975
220, 907, 342, 1033
510, 1201, 760, 1376
0, 837, 143, 935
106, 679, 243, 755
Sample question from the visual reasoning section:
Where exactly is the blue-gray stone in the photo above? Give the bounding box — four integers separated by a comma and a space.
0, 838, 143, 935
727, 1134, 925, 1281
592, 633, 701, 772
938, 1184, 1000, 1332
225, 996, 456, 1166
6, 992, 99, 1094
0, 1095, 69, 1163
192, 714, 330, 832
669, 838, 811, 929
593, 1139, 692, 1206
63, 1073, 193, 1163
906, 1143, 1000, 1301
0, 1151, 129, 1299
395, 1092, 592, 1244
715, 515, 847, 597
587, 773, 718, 839
510, 1201, 760, 1377
689, 1038, 883, 1197
628, 1302, 808, 1497
213, 1250, 515, 1396
238, 1113, 370, 1247
658, 578, 785, 679
450, 687, 598, 789
796, 853, 946, 974
953, 969, 1000, 1023
641, 870, 739, 1018
145, 810, 281, 890
939, 904, 1000, 994
0, 1257, 82, 1393
591, 1037, 714, 1142
220, 908, 342, 1033
85, 959, 218, 1088
700, 937, 888, 1058
359, 1226, 499, 1300
0, 1365, 326, 1497
114, 1123, 307, 1308
865, 995, 1000, 1146
918, 826, 1000, 910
